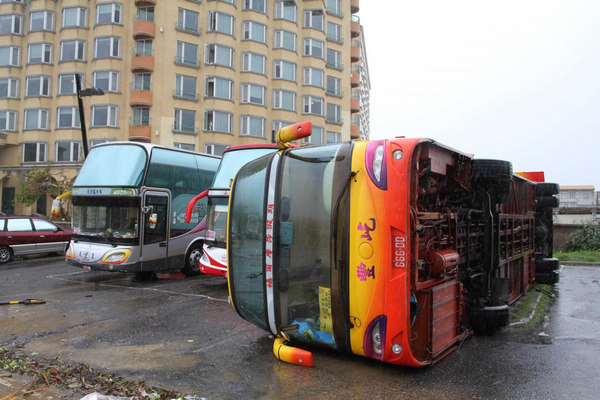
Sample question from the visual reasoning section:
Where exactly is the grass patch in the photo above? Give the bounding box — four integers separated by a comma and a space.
554, 250, 600, 263
511, 284, 556, 328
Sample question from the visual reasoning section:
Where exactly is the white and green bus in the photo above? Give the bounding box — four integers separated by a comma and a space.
65, 142, 220, 278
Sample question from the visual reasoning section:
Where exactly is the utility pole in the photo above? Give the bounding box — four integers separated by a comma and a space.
75, 74, 104, 158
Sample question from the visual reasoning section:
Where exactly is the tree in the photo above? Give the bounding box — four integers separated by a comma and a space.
14, 168, 75, 219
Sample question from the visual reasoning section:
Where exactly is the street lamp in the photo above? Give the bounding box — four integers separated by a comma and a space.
75, 74, 104, 158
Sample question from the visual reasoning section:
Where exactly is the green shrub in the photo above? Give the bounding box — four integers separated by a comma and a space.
563, 223, 600, 251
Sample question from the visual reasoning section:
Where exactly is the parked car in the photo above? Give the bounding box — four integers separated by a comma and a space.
0, 216, 72, 263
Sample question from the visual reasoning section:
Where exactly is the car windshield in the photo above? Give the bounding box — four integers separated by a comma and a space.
212, 148, 277, 188
72, 196, 140, 244
276, 143, 351, 349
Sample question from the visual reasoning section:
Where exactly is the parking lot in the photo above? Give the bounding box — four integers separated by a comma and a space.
1, 257, 600, 399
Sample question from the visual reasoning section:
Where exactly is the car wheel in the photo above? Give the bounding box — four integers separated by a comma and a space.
182, 242, 203, 276
0, 246, 12, 264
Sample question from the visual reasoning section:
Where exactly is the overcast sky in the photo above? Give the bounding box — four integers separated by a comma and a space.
359, 1, 600, 189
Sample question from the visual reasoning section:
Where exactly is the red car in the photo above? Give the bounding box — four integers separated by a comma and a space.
0, 216, 72, 263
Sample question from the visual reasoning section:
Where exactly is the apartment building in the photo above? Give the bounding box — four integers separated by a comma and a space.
0, 0, 369, 215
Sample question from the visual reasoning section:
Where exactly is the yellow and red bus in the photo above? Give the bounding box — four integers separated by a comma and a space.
227, 122, 558, 367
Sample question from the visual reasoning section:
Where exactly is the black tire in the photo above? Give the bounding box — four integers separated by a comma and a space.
536, 270, 559, 284
182, 242, 203, 276
536, 257, 559, 273
536, 196, 559, 208
470, 305, 511, 335
472, 159, 513, 202
536, 182, 560, 196
0, 246, 12, 264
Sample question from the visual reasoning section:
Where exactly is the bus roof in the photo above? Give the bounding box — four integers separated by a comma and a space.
90, 141, 221, 160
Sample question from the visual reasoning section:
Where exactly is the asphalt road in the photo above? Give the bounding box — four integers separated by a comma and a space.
1, 258, 599, 399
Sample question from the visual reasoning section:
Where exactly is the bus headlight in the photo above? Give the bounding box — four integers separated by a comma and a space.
101, 249, 131, 264
65, 244, 75, 259
364, 315, 387, 360
365, 140, 387, 190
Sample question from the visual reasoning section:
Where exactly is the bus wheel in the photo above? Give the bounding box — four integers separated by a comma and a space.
471, 159, 513, 203
470, 305, 510, 335
182, 243, 203, 276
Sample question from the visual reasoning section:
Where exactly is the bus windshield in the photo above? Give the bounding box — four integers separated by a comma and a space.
212, 148, 278, 188
75, 144, 147, 186
229, 143, 352, 348
72, 196, 140, 245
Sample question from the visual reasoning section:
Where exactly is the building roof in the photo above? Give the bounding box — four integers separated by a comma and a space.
560, 186, 596, 190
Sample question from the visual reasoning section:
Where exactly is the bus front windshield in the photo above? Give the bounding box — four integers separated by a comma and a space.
212, 148, 277, 188
276, 143, 351, 349
72, 197, 140, 245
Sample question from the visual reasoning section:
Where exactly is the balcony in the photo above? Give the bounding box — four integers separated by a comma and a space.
130, 90, 153, 107
350, 124, 360, 139
351, 72, 360, 88
129, 125, 151, 142
351, 16, 361, 38
351, 0, 360, 14
131, 54, 154, 72
351, 98, 360, 113
351, 45, 361, 63
134, 0, 157, 6
133, 19, 155, 39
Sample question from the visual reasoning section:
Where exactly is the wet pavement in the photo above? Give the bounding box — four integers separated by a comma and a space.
1, 259, 599, 399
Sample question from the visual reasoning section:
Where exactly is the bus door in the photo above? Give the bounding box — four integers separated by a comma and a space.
141, 191, 170, 272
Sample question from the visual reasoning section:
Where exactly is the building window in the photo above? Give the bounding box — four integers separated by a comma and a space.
58, 74, 82, 95
30, 10, 54, 32
303, 38, 323, 58
94, 37, 120, 59
94, 70, 120, 92
272, 90, 296, 111
241, 115, 265, 137
204, 110, 232, 133
91, 138, 113, 148
23, 142, 47, 163
178, 8, 199, 33
25, 76, 51, 97
55, 141, 81, 162
327, 103, 342, 124
0, 110, 17, 132
135, 39, 153, 56
56, 107, 80, 129
205, 44, 234, 68
132, 107, 150, 126
275, 1, 296, 22
241, 83, 265, 105
208, 11, 234, 36
175, 75, 197, 100
96, 3, 122, 25
0, 46, 20, 67
272, 120, 293, 135
242, 52, 266, 74
204, 143, 227, 156
327, 75, 341, 96
174, 109, 196, 133
91, 105, 118, 127
205, 76, 233, 100
243, 21, 266, 44
62, 7, 87, 28
303, 126, 323, 145
327, 22, 342, 43
243, 0, 266, 13
303, 9, 323, 30
274, 30, 296, 51
0, 78, 18, 99
327, 0, 342, 16
174, 142, 195, 151
303, 68, 324, 88
176, 41, 199, 67
327, 131, 340, 143
303, 96, 323, 116
0, 14, 22, 35
28, 43, 52, 64
24, 109, 49, 130
274, 60, 296, 82
137, 7, 154, 22
60, 39, 86, 61
327, 48, 342, 69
